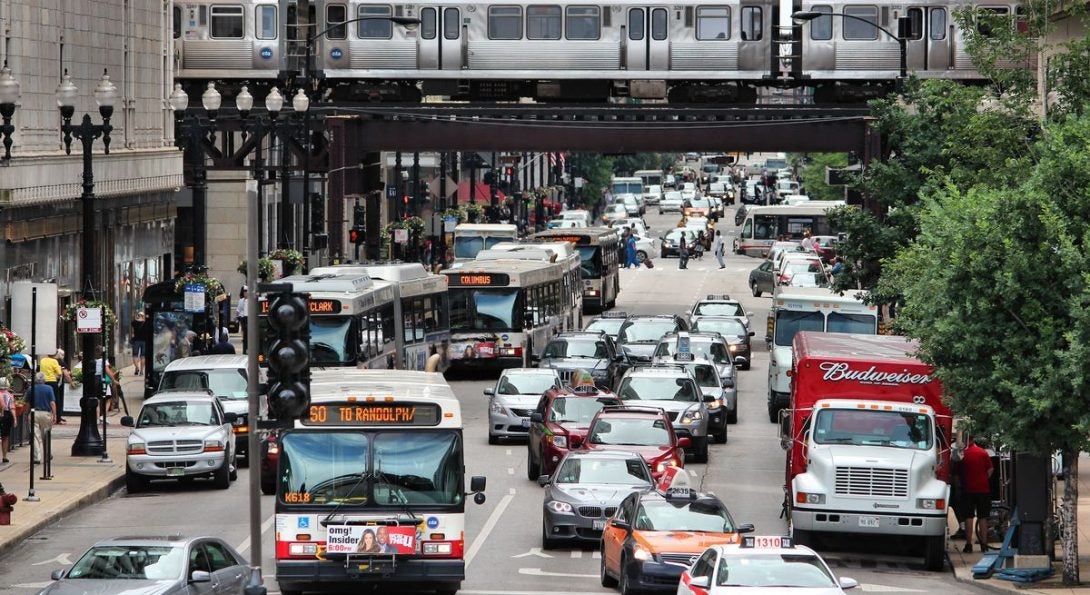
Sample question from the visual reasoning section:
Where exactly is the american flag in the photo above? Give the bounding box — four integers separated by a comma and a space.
559, 152, 566, 170
549, 153, 557, 167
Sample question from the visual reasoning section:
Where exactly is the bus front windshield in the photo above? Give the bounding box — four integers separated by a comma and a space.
278, 431, 464, 506
449, 288, 521, 332
774, 311, 824, 347
454, 235, 509, 259
576, 246, 602, 278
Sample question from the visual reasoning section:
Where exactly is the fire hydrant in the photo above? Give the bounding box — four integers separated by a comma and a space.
0, 482, 17, 525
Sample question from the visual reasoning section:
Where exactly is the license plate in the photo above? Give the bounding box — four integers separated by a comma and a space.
520, 419, 531, 429
166, 468, 185, 477
858, 516, 880, 528
593, 520, 606, 530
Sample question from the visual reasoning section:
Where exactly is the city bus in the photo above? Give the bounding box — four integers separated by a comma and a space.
452, 223, 519, 262
734, 203, 846, 258
274, 369, 486, 595
532, 228, 620, 311
442, 259, 573, 369
347, 263, 452, 372
259, 268, 398, 370
480, 241, 584, 331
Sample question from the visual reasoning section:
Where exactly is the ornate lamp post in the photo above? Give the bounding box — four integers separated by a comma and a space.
0, 63, 21, 161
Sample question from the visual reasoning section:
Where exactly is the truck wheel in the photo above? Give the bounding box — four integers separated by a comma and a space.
213, 460, 231, 490
125, 470, 146, 494
923, 535, 946, 571
527, 448, 541, 481
792, 527, 814, 548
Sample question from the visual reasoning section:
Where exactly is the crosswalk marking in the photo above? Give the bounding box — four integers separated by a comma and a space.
568, 550, 601, 559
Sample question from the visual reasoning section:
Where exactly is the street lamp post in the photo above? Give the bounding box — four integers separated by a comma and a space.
791, 11, 906, 82
0, 63, 21, 162
168, 82, 222, 269
58, 69, 118, 457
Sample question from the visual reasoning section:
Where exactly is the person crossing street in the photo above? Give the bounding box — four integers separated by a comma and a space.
713, 230, 725, 269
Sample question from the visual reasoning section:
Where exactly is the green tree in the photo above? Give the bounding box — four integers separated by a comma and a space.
882, 115, 1090, 585
570, 153, 615, 206
796, 153, 849, 202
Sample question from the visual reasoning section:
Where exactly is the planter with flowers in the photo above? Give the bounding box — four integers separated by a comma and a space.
0, 325, 26, 383
238, 258, 276, 281
382, 217, 426, 258
269, 249, 305, 276
174, 272, 227, 303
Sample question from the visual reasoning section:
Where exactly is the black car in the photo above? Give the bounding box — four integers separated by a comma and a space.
748, 260, 776, 297
659, 228, 698, 258
617, 315, 689, 363
536, 331, 631, 390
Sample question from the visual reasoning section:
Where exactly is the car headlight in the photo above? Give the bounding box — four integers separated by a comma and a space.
917, 498, 946, 510
632, 544, 653, 561
127, 441, 146, 455
548, 435, 568, 449
681, 408, 703, 424
795, 492, 825, 505
203, 439, 225, 453
489, 400, 504, 414
728, 344, 742, 352
548, 500, 574, 514
656, 459, 678, 473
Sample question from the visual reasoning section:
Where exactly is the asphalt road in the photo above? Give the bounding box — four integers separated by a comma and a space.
0, 207, 991, 594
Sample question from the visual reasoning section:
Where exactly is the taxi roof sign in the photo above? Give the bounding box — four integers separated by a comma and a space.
601, 311, 629, 318
674, 352, 695, 362
656, 466, 696, 495
741, 535, 793, 549
705, 294, 732, 301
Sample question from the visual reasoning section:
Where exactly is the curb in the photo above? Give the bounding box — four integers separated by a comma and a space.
0, 472, 126, 561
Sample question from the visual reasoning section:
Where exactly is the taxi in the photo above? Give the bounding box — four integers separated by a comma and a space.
600, 470, 753, 594
676, 536, 859, 594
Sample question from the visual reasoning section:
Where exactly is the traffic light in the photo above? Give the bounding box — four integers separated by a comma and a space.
309, 193, 324, 234
265, 291, 311, 419
353, 205, 365, 227
483, 171, 495, 185
349, 227, 365, 245
504, 167, 514, 177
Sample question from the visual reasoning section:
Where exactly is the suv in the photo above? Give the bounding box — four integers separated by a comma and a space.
653, 359, 729, 444
121, 391, 238, 493
537, 331, 630, 390
615, 367, 710, 462
652, 332, 738, 424
528, 382, 623, 479
484, 368, 562, 444
617, 315, 689, 364
583, 312, 629, 342
688, 294, 749, 329
583, 406, 688, 480
688, 317, 754, 370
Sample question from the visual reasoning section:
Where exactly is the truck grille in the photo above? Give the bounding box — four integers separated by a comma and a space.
146, 439, 204, 455
660, 552, 699, 567
577, 506, 617, 518
835, 467, 909, 498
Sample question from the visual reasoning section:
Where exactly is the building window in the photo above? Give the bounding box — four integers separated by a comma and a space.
930, 8, 946, 40
810, 5, 832, 40
527, 6, 562, 40
489, 6, 523, 39
740, 6, 762, 41
358, 5, 393, 39
696, 7, 730, 40
444, 8, 461, 39
843, 5, 878, 40
173, 6, 183, 38
566, 6, 600, 40
256, 5, 277, 40
421, 7, 437, 39
326, 4, 347, 39
652, 8, 668, 40
209, 5, 244, 39
629, 9, 644, 41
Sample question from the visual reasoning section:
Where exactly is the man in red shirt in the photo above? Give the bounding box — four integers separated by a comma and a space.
961, 435, 995, 553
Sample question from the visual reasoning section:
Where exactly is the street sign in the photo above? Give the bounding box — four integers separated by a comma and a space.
184, 283, 206, 313
75, 306, 103, 334
386, 184, 399, 200
444, 216, 458, 232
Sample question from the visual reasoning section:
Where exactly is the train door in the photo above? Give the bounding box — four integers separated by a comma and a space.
737, 3, 771, 71
419, 7, 440, 68
419, 6, 462, 70
624, 7, 669, 71
903, 6, 950, 71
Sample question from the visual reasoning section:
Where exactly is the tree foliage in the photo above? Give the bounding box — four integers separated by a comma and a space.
795, 153, 849, 202
570, 153, 677, 205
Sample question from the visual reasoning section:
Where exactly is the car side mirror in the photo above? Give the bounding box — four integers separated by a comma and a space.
483, 388, 495, 396
689, 576, 711, 589
470, 475, 486, 493
50, 569, 65, 580
611, 519, 630, 531
677, 437, 692, 449
839, 577, 859, 590
189, 570, 212, 584
120, 416, 134, 428
748, 331, 755, 337
537, 474, 550, 487
531, 412, 543, 423
569, 435, 584, 448
223, 412, 239, 424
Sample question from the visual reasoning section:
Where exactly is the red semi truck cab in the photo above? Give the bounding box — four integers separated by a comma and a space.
780, 332, 952, 570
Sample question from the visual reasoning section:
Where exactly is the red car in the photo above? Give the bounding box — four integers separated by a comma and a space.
527, 385, 621, 480
260, 431, 279, 495
583, 406, 688, 480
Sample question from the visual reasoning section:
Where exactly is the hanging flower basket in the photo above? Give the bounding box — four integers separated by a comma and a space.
461, 203, 485, 222
269, 249, 305, 276
174, 272, 227, 302
0, 326, 26, 359
441, 208, 465, 224
61, 300, 119, 330
238, 258, 276, 280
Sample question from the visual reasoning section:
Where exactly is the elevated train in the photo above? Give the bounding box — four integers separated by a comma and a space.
173, 0, 1026, 102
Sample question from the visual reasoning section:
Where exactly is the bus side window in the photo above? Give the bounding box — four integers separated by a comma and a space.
741, 219, 753, 239
381, 304, 395, 344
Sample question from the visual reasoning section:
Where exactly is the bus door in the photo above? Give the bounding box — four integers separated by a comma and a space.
624, 7, 669, 71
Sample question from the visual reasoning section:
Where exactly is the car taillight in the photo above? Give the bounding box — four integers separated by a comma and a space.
422, 538, 464, 558
233, 425, 249, 435
267, 443, 279, 455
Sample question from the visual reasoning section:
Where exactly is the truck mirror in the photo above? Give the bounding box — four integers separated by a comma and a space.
777, 409, 791, 441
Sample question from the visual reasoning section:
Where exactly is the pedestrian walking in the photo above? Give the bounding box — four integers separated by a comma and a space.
131, 312, 147, 376
236, 286, 248, 353
694, 231, 706, 260
678, 236, 689, 270
713, 230, 726, 269
0, 378, 15, 463
960, 435, 995, 553
210, 331, 237, 355
30, 373, 55, 464
38, 350, 67, 424
625, 230, 639, 269
95, 346, 121, 416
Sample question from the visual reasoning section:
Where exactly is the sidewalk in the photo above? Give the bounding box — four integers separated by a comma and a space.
951, 453, 1090, 593
0, 365, 143, 559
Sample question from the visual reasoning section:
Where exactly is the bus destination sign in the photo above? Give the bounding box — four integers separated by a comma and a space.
447, 273, 510, 287
260, 298, 343, 315
303, 402, 442, 426
543, 235, 590, 245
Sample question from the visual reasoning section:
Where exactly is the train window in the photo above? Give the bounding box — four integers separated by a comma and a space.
629, 9, 645, 41
976, 7, 1009, 37
209, 5, 244, 39
904, 8, 923, 40
326, 4, 347, 40
358, 5, 393, 39
929, 8, 946, 40
652, 8, 668, 40
172, 6, 182, 39
842, 6, 878, 40
489, 6, 523, 39
566, 6, 600, 40
444, 8, 461, 39
740, 6, 762, 41
421, 7, 437, 39
256, 5, 277, 40
696, 7, 730, 40
809, 5, 832, 40
527, 6, 562, 40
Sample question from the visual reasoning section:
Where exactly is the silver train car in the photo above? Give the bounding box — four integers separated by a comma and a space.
172, 0, 1024, 102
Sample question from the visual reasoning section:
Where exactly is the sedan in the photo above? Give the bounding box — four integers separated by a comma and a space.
660, 191, 685, 214
540, 450, 654, 548
749, 260, 776, 297
603, 204, 628, 224
676, 540, 858, 594
485, 368, 562, 444
42, 535, 249, 595
660, 228, 698, 258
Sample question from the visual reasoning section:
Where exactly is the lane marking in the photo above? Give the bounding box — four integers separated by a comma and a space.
512, 547, 554, 559
508, 467, 515, 475
518, 568, 598, 579
32, 553, 71, 566
236, 514, 276, 554
506, 448, 513, 455
858, 584, 926, 593
465, 491, 515, 569
568, 550, 601, 559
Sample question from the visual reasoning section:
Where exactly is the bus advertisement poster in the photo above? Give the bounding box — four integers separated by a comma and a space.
325, 525, 418, 555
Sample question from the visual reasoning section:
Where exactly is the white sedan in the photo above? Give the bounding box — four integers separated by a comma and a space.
676, 538, 858, 594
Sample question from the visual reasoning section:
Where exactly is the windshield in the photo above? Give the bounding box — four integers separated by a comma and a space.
454, 235, 509, 260
589, 417, 671, 446
555, 456, 651, 485
498, 373, 558, 396
138, 401, 217, 427
543, 339, 608, 359
618, 377, 698, 402
277, 431, 464, 506
688, 199, 712, 208
67, 545, 185, 580
686, 364, 720, 388
160, 369, 247, 399
654, 340, 731, 365
311, 317, 354, 365
635, 500, 734, 533
774, 311, 824, 347
694, 303, 744, 317
827, 312, 877, 334
716, 553, 835, 587
813, 409, 934, 450
619, 320, 677, 344
450, 288, 521, 332
586, 318, 625, 336
549, 397, 617, 424
692, 319, 747, 337
576, 246, 602, 278
612, 182, 642, 194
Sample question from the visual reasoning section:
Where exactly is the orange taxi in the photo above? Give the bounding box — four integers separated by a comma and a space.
599, 469, 753, 594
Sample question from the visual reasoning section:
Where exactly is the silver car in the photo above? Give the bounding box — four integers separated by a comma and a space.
659, 191, 685, 214
485, 368, 561, 444
540, 450, 653, 548
615, 367, 710, 463
40, 535, 249, 595
121, 392, 238, 492
653, 332, 739, 423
